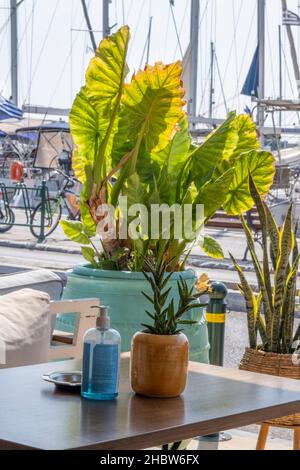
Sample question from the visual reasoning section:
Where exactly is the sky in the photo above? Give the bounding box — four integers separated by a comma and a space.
1, 0, 300, 127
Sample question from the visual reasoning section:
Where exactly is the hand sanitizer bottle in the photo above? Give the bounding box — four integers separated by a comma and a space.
81, 306, 121, 401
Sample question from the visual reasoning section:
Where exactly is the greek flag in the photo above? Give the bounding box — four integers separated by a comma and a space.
0, 95, 23, 121
283, 9, 300, 26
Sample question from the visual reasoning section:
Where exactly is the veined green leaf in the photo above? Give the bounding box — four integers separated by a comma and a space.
229, 113, 260, 161
223, 150, 275, 215
201, 235, 224, 259
145, 117, 191, 200
152, 115, 191, 176
79, 196, 96, 237
110, 61, 186, 204
70, 87, 101, 184
86, 26, 130, 184
85, 26, 130, 116
190, 112, 259, 183
122, 61, 185, 159
81, 247, 98, 268
60, 220, 90, 245
124, 173, 148, 207
195, 169, 234, 219
189, 112, 236, 181
70, 26, 130, 191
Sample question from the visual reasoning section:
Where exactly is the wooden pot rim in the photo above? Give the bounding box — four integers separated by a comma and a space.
138, 331, 185, 337
133, 331, 188, 344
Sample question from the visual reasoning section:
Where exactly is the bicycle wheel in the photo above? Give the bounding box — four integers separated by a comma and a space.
30, 198, 62, 239
0, 207, 15, 233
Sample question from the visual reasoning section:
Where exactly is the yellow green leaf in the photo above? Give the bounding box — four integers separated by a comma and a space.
190, 112, 259, 182
85, 25, 130, 116
223, 150, 275, 215
60, 220, 90, 245
121, 61, 185, 155
201, 236, 224, 259
70, 87, 101, 184
70, 26, 130, 187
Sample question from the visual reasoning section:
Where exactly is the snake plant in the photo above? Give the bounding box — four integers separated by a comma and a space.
62, 26, 275, 272
231, 175, 300, 354
141, 258, 208, 335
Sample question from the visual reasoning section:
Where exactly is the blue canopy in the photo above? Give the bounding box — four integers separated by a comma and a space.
0, 130, 6, 138
0, 96, 23, 121
241, 46, 259, 98
15, 120, 70, 142
43, 120, 69, 130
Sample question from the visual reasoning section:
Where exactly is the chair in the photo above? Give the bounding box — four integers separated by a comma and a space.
0, 268, 66, 335
257, 423, 300, 450
0, 288, 99, 368
0, 269, 65, 299
49, 298, 99, 360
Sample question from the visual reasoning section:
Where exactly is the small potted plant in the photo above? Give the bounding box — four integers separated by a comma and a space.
130, 258, 208, 398
231, 175, 300, 426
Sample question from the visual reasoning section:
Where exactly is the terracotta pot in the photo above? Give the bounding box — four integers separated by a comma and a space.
130, 332, 189, 398
240, 347, 300, 426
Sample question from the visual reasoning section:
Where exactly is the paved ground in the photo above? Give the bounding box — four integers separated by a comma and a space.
189, 428, 293, 450
0, 210, 260, 264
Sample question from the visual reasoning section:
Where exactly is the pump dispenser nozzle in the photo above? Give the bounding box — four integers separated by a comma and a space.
92, 305, 110, 330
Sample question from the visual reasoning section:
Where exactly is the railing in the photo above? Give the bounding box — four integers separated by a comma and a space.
0, 180, 48, 242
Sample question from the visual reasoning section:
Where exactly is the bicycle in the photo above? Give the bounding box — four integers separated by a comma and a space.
0, 201, 15, 233
29, 171, 81, 239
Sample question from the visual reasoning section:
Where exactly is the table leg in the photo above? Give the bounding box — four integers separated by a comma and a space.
162, 440, 190, 451
256, 424, 269, 450
293, 429, 300, 450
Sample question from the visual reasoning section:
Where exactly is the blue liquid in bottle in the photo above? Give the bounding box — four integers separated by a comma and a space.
81, 306, 121, 401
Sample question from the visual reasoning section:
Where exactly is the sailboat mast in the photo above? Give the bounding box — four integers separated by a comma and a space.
279, 25, 283, 127
282, 0, 300, 97
257, 0, 265, 143
209, 42, 215, 119
81, 0, 97, 52
189, 0, 200, 123
10, 0, 18, 106
146, 16, 153, 64
103, 0, 110, 38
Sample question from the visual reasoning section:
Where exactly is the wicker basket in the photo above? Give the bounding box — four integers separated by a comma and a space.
239, 348, 300, 426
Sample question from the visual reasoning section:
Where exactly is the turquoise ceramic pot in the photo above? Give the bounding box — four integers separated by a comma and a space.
59, 264, 209, 363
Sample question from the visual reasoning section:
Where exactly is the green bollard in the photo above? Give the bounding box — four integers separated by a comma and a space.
206, 282, 228, 367
198, 281, 231, 449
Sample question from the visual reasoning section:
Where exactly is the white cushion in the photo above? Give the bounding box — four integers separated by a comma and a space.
0, 289, 50, 368
0, 268, 64, 298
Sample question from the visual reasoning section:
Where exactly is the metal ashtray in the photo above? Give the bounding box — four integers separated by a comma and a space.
42, 371, 82, 391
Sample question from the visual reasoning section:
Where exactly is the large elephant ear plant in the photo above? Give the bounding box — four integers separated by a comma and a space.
61, 26, 276, 271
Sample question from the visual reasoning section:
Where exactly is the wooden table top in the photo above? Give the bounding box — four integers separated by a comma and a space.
1, 355, 300, 450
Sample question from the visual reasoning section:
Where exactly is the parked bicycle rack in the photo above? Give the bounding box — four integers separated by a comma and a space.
0, 180, 48, 243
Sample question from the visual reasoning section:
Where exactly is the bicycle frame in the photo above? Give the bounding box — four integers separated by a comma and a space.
55, 176, 80, 221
